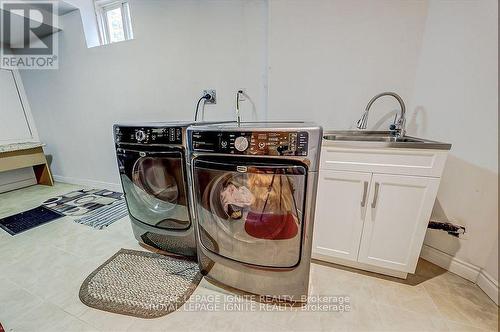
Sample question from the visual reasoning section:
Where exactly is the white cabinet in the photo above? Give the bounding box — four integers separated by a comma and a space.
0, 69, 37, 143
357, 174, 440, 272
0, 68, 40, 192
313, 170, 371, 261
313, 145, 448, 278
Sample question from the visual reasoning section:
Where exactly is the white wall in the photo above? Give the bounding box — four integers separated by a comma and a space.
409, 0, 498, 278
267, 0, 428, 129
19, 0, 268, 188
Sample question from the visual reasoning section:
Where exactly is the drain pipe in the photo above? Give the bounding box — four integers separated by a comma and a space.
428, 218, 466, 238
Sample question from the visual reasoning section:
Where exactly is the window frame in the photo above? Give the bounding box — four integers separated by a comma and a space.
95, 0, 134, 45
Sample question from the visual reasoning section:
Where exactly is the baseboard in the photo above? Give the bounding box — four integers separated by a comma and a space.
420, 245, 480, 282
477, 270, 499, 305
53, 175, 122, 193
420, 244, 499, 305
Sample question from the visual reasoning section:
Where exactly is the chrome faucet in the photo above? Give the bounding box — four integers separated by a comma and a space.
357, 92, 406, 137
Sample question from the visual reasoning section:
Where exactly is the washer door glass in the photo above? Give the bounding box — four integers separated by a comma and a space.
117, 149, 190, 230
193, 157, 307, 268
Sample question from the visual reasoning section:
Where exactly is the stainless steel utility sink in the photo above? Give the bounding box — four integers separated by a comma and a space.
323, 131, 451, 150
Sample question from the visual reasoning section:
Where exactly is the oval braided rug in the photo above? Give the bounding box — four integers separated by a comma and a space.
79, 249, 202, 319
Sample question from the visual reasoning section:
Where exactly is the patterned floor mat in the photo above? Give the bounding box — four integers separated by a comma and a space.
43, 189, 127, 229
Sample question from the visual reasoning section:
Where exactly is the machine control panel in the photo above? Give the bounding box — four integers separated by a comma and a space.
115, 126, 183, 145
191, 131, 309, 156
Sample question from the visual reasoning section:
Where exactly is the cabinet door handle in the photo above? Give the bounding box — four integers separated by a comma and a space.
371, 182, 380, 209
360, 181, 368, 207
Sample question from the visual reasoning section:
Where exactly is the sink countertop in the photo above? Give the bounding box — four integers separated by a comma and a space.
322, 130, 451, 150
0, 141, 45, 154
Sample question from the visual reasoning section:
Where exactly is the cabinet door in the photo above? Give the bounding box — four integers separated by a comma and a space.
358, 174, 440, 272
313, 170, 372, 261
0, 69, 33, 142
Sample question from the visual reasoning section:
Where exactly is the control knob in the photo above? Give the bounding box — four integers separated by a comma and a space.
234, 136, 249, 152
135, 130, 146, 142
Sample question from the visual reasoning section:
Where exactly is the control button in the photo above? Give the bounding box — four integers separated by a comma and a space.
234, 136, 249, 152
277, 145, 289, 154
221, 140, 228, 148
258, 142, 266, 149
135, 130, 146, 142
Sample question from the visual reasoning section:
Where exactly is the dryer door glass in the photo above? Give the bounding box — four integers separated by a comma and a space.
193, 158, 307, 268
117, 149, 190, 230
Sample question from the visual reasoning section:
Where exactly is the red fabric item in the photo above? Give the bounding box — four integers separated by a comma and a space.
244, 212, 298, 240
0, 322, 4, 332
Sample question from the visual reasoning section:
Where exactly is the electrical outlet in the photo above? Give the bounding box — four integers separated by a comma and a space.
237, 89, 246, 101
202, 89, 216, 104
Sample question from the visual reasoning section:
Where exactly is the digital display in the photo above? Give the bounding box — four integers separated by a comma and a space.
115, 126, 183, 145
191, 131, 308, 156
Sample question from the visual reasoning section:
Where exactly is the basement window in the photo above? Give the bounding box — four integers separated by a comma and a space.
94, 1, 134, 45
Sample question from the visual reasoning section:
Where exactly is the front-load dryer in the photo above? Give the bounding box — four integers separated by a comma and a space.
114, 121, 231, 257
187, 122, 322, 301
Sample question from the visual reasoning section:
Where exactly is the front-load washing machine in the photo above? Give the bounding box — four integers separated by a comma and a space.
187, 122, 322, 301
114, 121, 231, 257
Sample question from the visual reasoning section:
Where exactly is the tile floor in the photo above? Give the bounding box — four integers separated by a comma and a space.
0, 183, 497, 332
